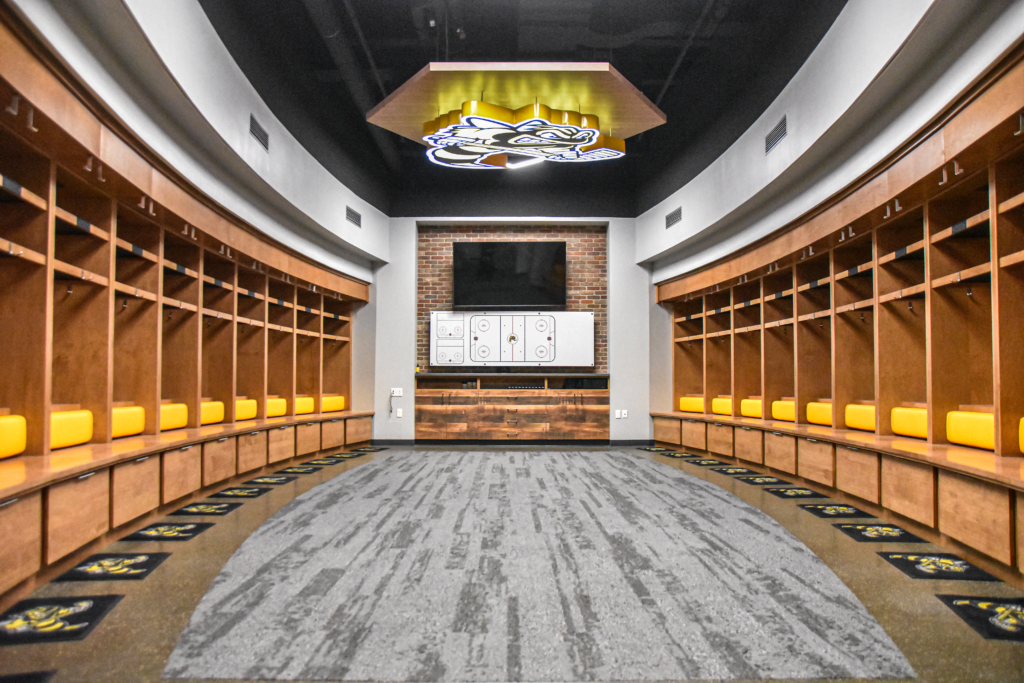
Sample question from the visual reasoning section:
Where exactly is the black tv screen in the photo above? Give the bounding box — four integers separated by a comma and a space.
453, 242, 567, 309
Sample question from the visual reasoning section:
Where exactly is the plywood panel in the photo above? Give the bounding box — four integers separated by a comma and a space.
111, 455, 160, 528
202, 437, 237, 486
268, 426, 295, 463
938, 470, 1013, 565
881, 455, 935, 527
236, 430, 268, 473
46, 469, 110, 564
0, 491, 42, 594
765, 432, 797, 474
346, 416, 372, 444
798, 439, 835, 486
652, 417, 681, 445
681, 419, 706, 450
835, 447, 880, 504
163, 446, 201, 503
322, 419, 346, 449
707, 423, 733, 457
734, 427, 764, 464
296, 422, 321, 456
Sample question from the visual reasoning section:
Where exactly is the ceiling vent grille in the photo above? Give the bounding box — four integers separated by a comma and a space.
249, 115, 269, 151
765, 115, 787, 154
346, 206, 362, 227
665, 207, 682, 229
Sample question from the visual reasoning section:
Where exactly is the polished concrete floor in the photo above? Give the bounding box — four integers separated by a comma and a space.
2, 444, 1023, 682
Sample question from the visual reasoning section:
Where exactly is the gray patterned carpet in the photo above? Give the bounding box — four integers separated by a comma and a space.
164, 450, 914, 681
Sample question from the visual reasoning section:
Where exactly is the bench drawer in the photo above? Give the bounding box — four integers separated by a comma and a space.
764, 432, 796, 474
202, 437, 237, 486
707, 423, 733, 457
0, 492, 42, 594
345, 417, 372, 444
237, 431, 268, 473
112, 455, 160, 527
797, 438, 834, 486
652, 417, 681, 445
734, 427, 763, 464
163, 446, 201, 504
46, 469, 110, 564
296, 422, 321, 456
681, 419, 706, 450
268, 426, 295, 463
881, 455, 935, 527
321, 419, 345, 449
835, 447, 879, 503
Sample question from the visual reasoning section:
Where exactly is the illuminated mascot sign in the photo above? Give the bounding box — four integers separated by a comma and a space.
423, 101, 625, 169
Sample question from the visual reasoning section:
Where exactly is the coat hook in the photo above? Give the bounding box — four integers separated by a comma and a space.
191, 226, 197, 240
5, 94, 19, 116
966, 286, 972, 296
219, 244, 225, 255
226, 247, 232, 258
142, 196, 149, 210
954, 159, 963, 176
838, 231, 845, 243
894, 198, 902, 212
25, 105, 38, 132
939, 167, 948, 186
183, 223, 190, 236
96, 164, 105, 182
148, 199, 156, 216
860, 312, 865, 322
84, 156, 94, 172
122, 298, 128, 309
883, 204, 891, 219
67, 285, 73, 295
808, 246, 814, 256
1015, 112, 1023, 136
908, 301, 913, 311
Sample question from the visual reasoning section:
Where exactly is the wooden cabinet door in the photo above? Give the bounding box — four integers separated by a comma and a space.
0, 492, 42, 594
734, 427, 764, 463
707, 423, 734, 456
835, 447, 879, 503
269, 426, 296, 463
345, 416, 372, 444
797, 438, 835, 486
321, 419, 345, 449
653, 417, 682, 445
163, 445, 201, 503
764, 432, 797, 474
111, 455, 160, 527
237, 430, 268, 473
46, 469, 110, 563
296, 422, 321, 455
681, 419, 707, 450
203, 437, 237, 486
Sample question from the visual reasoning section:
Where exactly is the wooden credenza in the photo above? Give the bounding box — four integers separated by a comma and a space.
416, 374, 610, 440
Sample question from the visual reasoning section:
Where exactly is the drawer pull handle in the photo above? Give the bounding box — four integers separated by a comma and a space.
507, 432, 518, 436
772, 432, 782, 436
742, 427, 751, 431
507, 408, 518, 413
77, 472, 96, 481
250, 432, 260, 436
0, 498, 19, 508
806, 438, 817, 442
278, 426, 288, 430
218, 437, 230, 442
180, 445, 193, 451
507, 419, 518, 423
134, 456, 150, 463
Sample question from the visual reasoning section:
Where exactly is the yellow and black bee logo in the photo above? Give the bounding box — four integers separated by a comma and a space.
799, 504, 871, 518
182, 504, 230, 514
851, 525, 902, 537
712, 467, 752, 475
836, 523, 925, 543
896, 554, 968, 574
252, 477, 286, 484
737, 476, 782, 485
940, 595, 1024, 640
214, 488, 264, 497
882, 553, 996, 582
76, 556, 148, 576
765, 487, 825, 498
278, 466, 319, 474
1, 601, 92, 634
141, 524, 197, 538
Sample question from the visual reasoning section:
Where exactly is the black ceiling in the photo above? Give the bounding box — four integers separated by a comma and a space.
198, 0, 846, 219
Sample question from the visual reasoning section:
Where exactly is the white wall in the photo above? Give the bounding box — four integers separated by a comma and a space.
350, 279, 376, 412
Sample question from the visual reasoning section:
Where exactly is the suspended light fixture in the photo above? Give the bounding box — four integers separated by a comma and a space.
367, 62, 665, 171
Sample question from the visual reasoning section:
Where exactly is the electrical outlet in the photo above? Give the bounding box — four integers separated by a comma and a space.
396, 408, 403, 418
615, 410, 621, 419
391, 388, 402, 397
622, 410, 628, 419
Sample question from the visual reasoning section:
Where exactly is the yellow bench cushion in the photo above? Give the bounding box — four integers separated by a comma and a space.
740, 399, 762, 418
235, 399, 258, 421
111, 406, 145, 439
161, 403, 188, 431
679, 397, 704, 413
321, 396, 345, 413
711, 398, 732, 416
266, 398, 287, 417
892, 407, 927, 440
0, 415, 27, 459
771, 400, 795, 422
806, 402, 833, 426
947, 411, 994, 450
295, 397, 315, 415
51, 410, 93, 450
845, 404, 875, 432
200, 401, 224, 425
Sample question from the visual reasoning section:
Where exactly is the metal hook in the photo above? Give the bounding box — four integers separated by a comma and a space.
939, 167, 948, 186
1015, 112, 1023, 136
966, 286, 972, 296
84, 156, 94, 172
67, 285, 73, 295
860, 312, 865, 322
142, 196, 149, 210
808, 246, 814, 256
894, 198, 902, 212
148, 199, 156, 217
96, 164, 105, 182
883, 204, 891, 219
25, 105, 38, 132
5, 94, 19, 116
122, 298, 128, 309
954, 159, 963, 176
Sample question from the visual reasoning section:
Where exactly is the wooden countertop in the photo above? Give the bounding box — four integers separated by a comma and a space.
651, 411, 1024, 492
0, 411, 374, 501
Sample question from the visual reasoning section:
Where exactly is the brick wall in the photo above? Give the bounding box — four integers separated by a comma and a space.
417, 224, 607, 373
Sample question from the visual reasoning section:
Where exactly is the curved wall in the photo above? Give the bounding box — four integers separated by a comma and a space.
642, 0, 1024, 285
10, 0, 383, 283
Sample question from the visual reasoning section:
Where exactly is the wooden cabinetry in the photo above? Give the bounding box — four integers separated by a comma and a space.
0, 492, 41, 594
111, 455, 160, 527
236, 430, 268, 473
415, 375, 610, 441
268, 426, 295, 462
46, 469, 109, 563
162, 445, 201, 504
296, 422, 321, 455
345, 416, 372, 444
321, 418, 345, 449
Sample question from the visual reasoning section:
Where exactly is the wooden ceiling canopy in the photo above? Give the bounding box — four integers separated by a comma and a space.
367, 62, 666, 145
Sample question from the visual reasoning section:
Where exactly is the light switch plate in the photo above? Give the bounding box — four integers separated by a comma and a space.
396, 408, 403, 418
615, 410, 621, 419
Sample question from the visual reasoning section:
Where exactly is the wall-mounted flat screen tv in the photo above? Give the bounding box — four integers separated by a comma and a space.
453, 241, 567, 309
